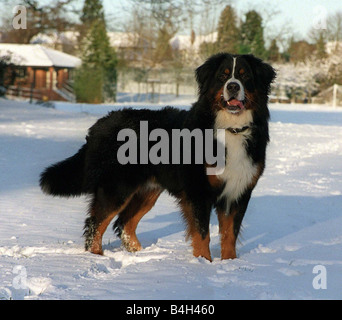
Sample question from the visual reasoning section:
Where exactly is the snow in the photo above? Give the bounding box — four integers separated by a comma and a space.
0, 97, 342, 300
0, 44, 81, 68
107, 32, 140, 48
170, 32, 217, 52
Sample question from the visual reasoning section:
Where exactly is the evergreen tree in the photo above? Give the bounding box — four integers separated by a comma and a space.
216, 5, 240, 54
268, 39, 280, 62
74, 64, 103, 103
78, 0, 106, 44
75, 0, 118, 103
315, 31, 327, 60
239, 10, 267, 59
81, 0, 105, 26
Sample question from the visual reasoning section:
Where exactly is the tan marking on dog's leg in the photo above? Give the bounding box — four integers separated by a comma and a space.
89, 194, 135, 255
178, 194, 212, 262
120, 189, 162, 252
90, 213, 117, 255
191, 231, 212, 262
217, 210, 237, 260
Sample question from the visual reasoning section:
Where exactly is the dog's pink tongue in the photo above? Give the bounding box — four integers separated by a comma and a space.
228, 99, 244, 109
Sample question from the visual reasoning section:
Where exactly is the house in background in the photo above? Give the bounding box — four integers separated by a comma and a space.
0, 43, 81, 101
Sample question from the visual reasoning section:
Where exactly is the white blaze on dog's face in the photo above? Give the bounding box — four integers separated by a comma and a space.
221, 56, 247, 115
223, 57, 245, 104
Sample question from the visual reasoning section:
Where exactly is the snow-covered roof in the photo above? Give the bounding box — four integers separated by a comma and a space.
0, 43, 81, 68
170, 32, 217, 51
107, 32, 140, 48
30, 31, 141, 49
31, 31, 79, 46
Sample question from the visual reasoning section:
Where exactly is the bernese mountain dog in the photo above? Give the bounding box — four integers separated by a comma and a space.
40, 53, 276, 261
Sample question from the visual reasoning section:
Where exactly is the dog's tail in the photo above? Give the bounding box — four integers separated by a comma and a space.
40, 145, 87, 197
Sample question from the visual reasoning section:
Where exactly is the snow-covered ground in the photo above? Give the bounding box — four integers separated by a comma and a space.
0, 97, 342, 300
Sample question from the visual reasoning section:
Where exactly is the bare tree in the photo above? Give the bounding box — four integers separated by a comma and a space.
326, 12, 342, 52
307, 12, 342, 50
1, 0, 79, 44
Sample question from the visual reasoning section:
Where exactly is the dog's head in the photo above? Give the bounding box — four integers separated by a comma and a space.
196, 53, 276, 115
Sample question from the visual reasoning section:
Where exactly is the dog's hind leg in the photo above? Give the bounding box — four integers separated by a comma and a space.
84, 187, 136, 255
114, 187, 162, 252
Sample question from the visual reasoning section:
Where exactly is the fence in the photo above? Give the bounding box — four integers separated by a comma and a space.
312, 84, 342, 107
6, 85, 43, 101
117, 67, 197, 102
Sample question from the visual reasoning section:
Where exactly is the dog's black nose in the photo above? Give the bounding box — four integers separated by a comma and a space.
227, 82, 240, 93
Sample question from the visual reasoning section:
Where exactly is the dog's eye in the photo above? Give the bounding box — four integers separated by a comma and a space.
219, 74, 228, 82
240, 72, 249, 80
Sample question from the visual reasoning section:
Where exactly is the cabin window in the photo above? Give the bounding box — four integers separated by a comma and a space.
16, 67, 26, 78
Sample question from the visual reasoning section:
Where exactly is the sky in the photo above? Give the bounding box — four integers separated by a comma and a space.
233, 0, 342, 38
2, 0, 342, 44
103, 0, 342, 40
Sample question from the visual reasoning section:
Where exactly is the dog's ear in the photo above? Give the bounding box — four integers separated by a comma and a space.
242, 54, 276, 94
196, 53, 228, 96
195, 62, 211, 95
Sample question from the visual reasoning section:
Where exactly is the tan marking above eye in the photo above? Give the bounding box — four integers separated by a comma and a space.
224, 69, 230, 74
239, 68, 245, 75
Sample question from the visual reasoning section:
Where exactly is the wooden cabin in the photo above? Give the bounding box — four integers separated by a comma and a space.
0, 44, 81, 101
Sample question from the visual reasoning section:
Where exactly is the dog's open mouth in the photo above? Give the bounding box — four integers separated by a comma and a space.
221, 96, 245, 114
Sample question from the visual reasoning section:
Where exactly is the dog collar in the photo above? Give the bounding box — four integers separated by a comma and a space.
226, 126, 251, 135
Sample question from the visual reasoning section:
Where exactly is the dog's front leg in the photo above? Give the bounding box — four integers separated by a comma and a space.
190, 230, 211, 262
217, 190, 252, 260
179, 196, 212, 261
217, 209, 237, 260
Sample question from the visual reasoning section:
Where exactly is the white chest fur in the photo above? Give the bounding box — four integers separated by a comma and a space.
215, 110, 257, 204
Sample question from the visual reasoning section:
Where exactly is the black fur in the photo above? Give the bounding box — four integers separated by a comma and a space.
40, 145, 87, 196
40, 53, 276, 260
